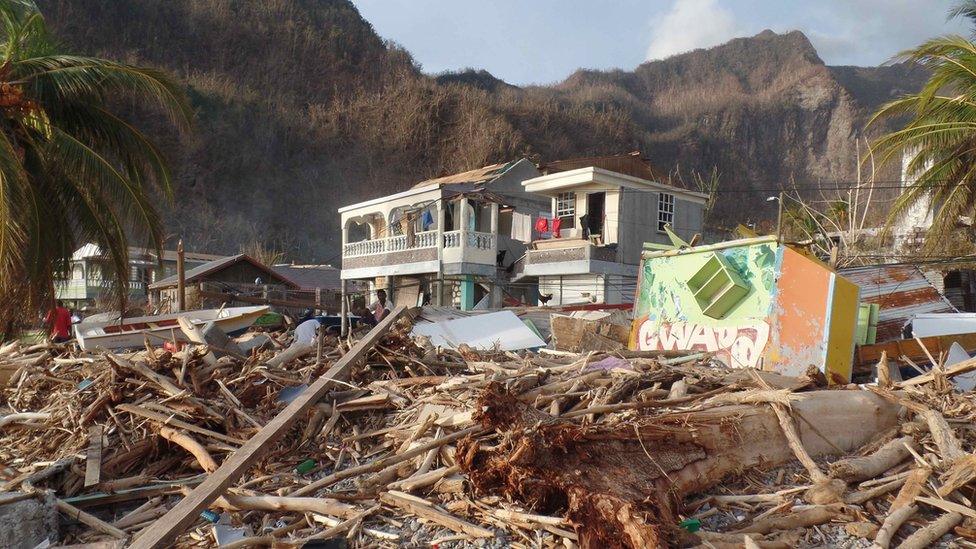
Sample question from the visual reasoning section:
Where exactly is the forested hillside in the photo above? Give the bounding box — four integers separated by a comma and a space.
37, 0, 926, 260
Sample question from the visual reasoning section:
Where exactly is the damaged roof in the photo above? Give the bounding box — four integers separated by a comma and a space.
149, 254, 299, 290
840, 264, 957, 343
538, 151, 679, 188
72, 243, 225, 264
411, 161, 517, 189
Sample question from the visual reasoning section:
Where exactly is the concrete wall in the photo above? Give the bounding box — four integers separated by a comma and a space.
539, 274, 606, 306
617, 191, 705, 263
0, 492, 57, 549
537, 273, 637, 306
491, 159, 548, 269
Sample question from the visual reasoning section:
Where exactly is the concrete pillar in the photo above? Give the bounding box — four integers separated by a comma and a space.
340, 279, 348, 337
176, 239, 185, 312
460, 275, 475, 311
459, 197, 470, 268
436, 199, 445, 306
490, 202, 499, 234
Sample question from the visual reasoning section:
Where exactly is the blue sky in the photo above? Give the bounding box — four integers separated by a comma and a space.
352, 0, 970, 86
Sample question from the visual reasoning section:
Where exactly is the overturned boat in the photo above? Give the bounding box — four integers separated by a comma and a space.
74, 305, 269, 350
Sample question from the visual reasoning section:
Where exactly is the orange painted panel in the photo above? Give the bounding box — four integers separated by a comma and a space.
768, 247, 831, 377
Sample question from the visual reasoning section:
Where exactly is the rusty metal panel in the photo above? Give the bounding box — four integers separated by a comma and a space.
840, 265, 956, 343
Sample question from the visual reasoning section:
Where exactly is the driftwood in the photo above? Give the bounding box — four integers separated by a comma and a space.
458, 384, 901, 548
829, 436, 917, 482
210, 493, 359, 519
57, 499, 127, 540
158, 427, 218, 472
872, 504, 917, 549
732, 504, 850, 534
130, 306, 409, 549
898, 511, 963, 549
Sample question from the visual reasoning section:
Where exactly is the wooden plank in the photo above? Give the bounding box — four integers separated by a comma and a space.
897, 356, 976, 388
84, 426, 103, 488
916, 496, 976, 519
129, 306, 408, 549
115, 404, 245, 445
379, 490, 494, 538
57, 499, 128, 540
856, 333, 976, 367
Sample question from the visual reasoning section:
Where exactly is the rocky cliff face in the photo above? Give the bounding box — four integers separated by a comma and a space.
37, 1, 925, 259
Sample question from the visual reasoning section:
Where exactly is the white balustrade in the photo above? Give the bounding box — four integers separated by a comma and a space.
468, 231, 495, 250
343, 231, 441, 258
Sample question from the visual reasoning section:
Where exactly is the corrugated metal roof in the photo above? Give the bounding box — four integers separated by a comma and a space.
840, 264, 957, 342
271, 264, 342, 291
410, 161, 515, 189
150, 254, 299, 290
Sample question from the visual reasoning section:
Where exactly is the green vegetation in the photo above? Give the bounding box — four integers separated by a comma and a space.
0, 0, 190, 332
871, 2, 976, 251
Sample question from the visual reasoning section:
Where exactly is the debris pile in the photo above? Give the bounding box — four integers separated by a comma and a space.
0, 312, 975, 548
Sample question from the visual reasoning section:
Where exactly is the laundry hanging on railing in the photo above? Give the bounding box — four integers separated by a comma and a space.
511, 212, 533, 242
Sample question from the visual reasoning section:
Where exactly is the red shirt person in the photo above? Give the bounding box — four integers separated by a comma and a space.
44, 301, 72, 343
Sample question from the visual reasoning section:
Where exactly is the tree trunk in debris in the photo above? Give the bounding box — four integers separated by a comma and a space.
458, 384, 902, 549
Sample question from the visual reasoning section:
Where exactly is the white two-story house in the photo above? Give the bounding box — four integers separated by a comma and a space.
338, 153, 707, 309
339, 159, 548, 309
517, 154, 709, 305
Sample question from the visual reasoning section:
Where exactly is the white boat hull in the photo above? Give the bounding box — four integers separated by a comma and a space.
74, 306, 270, 351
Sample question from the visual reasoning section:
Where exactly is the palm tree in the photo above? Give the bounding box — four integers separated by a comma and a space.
869, 2, 976, 251
0, 1, 191, 334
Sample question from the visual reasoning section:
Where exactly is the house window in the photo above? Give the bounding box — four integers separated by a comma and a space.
657, 192, 675, 232
555, 192, 576, 228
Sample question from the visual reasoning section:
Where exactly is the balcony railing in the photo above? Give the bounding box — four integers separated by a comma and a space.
344, 230, 495, 257
55, 279, 147, 300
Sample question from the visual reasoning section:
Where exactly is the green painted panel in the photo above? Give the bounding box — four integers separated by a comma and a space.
634, 241, 781, 326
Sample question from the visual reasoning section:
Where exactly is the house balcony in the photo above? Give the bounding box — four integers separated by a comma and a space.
519, 238, 636, 278
341, 230, 497, 279
56, 279, 147, 301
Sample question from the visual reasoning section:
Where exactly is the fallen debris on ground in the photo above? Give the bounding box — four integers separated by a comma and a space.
0, 311, 974, 548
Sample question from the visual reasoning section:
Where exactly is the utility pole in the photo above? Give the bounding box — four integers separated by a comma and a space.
177, 239, 185, 312
775, 192, 784, 242
340, 279, 348, 337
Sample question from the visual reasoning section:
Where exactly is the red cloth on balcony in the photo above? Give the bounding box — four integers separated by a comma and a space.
534, 216, 548, 235
551, 217, 563, 238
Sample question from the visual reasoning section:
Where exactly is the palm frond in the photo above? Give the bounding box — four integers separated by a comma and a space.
0, 2, 190, 333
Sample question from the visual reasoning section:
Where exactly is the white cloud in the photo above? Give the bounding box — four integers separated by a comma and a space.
646, 0, 741, 60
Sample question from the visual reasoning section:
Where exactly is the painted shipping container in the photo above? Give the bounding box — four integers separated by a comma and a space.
629, 236, 860, 383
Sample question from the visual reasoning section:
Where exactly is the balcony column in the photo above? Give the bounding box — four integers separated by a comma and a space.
490, 202, 499, 250
435, 200, 445, 306
460, 275, 475, 311
459, 196, 470, 258
341, 219, 349, 246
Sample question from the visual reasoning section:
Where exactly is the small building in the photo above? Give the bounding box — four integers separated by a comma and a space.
56, 244, 225, 309
630, 236, 860, 383
518, 153, 708, 306
271, 264, 354, 312
149, 254, 299, 311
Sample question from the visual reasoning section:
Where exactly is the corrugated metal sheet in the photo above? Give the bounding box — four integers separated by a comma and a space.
410, 162, 513, 189
840, 264, 957, 343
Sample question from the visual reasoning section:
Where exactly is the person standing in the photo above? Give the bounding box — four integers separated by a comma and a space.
44, 300, 72, 343
369, 289, 392, 323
